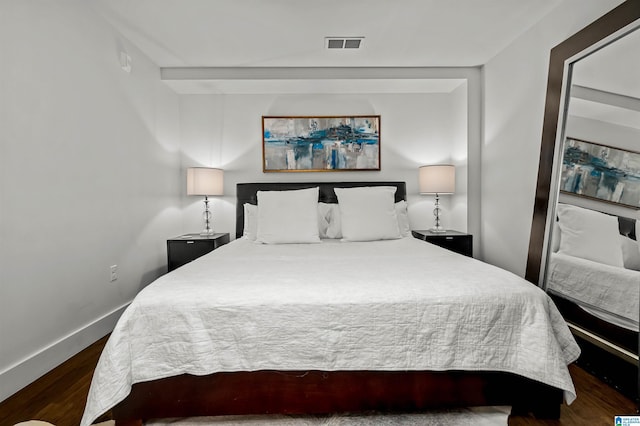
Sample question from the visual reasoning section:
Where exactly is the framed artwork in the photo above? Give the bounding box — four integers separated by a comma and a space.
560, 137, 640, 209
262, 115, 381, 172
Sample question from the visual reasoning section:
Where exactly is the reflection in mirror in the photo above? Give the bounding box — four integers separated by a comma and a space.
543, 24, 640, 401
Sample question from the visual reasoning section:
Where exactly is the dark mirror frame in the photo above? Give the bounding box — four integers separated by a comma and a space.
525, 0, 640, 285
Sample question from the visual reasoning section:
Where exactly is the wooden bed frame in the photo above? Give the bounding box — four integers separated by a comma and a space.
109, 181, 564, 425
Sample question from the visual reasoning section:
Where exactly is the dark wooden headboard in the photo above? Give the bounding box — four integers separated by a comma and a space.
236, 181, 407, 239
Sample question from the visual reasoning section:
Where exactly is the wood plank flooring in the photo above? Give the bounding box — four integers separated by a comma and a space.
0, 334, 637, 426
0, 335, 111, 426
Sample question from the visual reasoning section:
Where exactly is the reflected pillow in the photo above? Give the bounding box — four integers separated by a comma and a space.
556, 204, 623, 267
256, 187, 320, 244
335, 186, 401, 242
621, 235, 640, 271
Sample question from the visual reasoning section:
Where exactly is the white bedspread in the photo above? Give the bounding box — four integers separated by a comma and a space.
81, 237, 580, 426
547, 252, 640, 330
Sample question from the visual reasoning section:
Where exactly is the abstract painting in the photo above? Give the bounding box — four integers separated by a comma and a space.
560, 138, 640, 209
262, 115, 381, 172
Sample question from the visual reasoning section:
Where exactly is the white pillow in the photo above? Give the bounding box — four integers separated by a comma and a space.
249, 195, 408, 241
256, 187, 321, 244
317, 203, 332, 238
318, 203, 343, 239
326, 204, 343, 239
395, 200, 411, 237
335, 186, 401, 242
556, 204, 624, 267
317, 201, 408, 239
621, 235, 640, 271
243, 203, 258, 241
252, 201, 342, 240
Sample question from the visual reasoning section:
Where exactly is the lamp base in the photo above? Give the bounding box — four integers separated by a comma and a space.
429, 226, 447, 233
430, 193, 446, 234
200, 196, 214, 237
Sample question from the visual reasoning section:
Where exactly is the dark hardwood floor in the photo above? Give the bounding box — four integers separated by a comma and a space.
0, 334, 637, 426
0, 335, 111, 426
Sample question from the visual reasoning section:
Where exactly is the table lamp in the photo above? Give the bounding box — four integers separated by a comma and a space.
419, 165, 455, 233
187, 167, 224, 235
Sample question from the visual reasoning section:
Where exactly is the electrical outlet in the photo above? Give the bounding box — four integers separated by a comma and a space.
110, 265, 118, 282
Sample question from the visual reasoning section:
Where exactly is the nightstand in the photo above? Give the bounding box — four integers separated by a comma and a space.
167, 233, 230, 272
412, 230, 473, 257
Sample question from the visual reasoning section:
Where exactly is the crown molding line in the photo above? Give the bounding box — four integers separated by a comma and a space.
160, 66, 478, 81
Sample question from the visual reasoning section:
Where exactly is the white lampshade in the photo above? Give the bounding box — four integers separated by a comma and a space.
187, 167, 224, 196
419, 165, 455, 194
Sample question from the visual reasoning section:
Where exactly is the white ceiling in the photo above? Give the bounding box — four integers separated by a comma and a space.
91, 0, 564, 94
92, 0, 563, 68
91, 0, 638, 111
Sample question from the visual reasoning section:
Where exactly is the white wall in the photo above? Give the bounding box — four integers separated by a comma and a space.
179, 90, 471, 238
0, 0, 182, 400
481, 0, 624, 276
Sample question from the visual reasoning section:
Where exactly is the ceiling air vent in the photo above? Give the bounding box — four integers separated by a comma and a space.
325, 37, 364, 49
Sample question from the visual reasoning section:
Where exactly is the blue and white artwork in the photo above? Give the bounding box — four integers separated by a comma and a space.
262, 116, 380, 172
560, 138, 640, 209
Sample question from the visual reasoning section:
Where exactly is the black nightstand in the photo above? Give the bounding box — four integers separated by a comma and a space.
412, 230, 473, 257
167, 233, 230, 272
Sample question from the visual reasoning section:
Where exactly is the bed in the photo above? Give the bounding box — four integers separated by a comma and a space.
81, 181, 580, 426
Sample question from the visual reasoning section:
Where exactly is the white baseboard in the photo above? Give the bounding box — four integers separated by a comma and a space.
0, 302, 130, 402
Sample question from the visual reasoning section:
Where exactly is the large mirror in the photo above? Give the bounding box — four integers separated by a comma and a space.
526, 0, 640, 402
